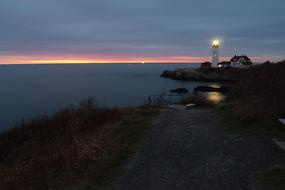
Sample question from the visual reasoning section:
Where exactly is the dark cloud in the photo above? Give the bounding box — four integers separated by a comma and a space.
0, 0, 284, 61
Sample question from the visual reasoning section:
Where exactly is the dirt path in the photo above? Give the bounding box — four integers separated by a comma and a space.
105, 109, 285, 190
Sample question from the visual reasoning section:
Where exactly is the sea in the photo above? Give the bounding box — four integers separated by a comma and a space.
0, 63, 221, 132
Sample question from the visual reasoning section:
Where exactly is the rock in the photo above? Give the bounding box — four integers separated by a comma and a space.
185, 104, 196, 110
194, 86, 221, 92
161, 67, 240, 82
170, 88, 189, 94
160, 70, 176, 78
194, 86, 231, 93
279, 119, 285, 125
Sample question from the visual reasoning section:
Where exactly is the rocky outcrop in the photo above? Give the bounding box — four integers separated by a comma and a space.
170, 88, 189, 94
161, 68, 240, 82
194, 86, 231, 93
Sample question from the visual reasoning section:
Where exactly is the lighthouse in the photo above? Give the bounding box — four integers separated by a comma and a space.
212, 39, 220, 66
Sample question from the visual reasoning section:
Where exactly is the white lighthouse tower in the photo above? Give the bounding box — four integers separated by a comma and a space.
212, 39, 220, 66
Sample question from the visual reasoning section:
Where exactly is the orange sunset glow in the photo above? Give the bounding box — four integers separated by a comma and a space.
0, 54, 276, 64
0, 55, 213, 64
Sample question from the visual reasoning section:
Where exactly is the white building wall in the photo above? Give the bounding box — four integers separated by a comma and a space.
212, 47, 219, 66
232, 61, 243, 68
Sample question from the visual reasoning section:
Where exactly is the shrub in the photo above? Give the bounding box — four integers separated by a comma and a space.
0, 98, 123, 190
227, 60, 285, 122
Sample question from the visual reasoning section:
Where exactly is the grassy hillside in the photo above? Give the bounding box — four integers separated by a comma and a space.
229, 61, 285, 122
218, 61, 285, 189
0, 99, 159, 190
219, 60, 285, 137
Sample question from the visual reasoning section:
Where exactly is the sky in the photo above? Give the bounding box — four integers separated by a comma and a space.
0, 0, 284, 64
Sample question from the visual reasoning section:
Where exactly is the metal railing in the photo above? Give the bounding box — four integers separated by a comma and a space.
147, 94, 184, 106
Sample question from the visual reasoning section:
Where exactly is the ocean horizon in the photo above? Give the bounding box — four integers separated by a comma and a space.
0, 63, 216, 132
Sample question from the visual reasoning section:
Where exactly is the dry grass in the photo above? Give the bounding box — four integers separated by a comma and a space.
227, 61, 285, 123
218, 61, 285, 137
0, 98, 159, 190
256, 166, 285, 190
216, 62, 285, 189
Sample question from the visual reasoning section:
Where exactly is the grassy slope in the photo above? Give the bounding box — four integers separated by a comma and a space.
73, 107, 159, 190
226, 61, 285, 122
217, 61, 285, 190
256, 166, 285, 190
218, 60, 285, 138
0, 99, 159, 190
217, 107, 285, 138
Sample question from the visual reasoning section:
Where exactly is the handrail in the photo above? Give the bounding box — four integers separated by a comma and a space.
148, 94, 184, 105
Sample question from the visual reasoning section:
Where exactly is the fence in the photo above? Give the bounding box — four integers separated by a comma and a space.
147, 94, 184, 106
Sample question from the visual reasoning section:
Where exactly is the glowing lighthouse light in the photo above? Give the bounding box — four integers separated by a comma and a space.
212, 40, 220, 47
212, 39, 220, 66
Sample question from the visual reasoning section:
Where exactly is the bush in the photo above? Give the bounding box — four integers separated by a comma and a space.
227, 60, 285, 122
0, 98, 123, 190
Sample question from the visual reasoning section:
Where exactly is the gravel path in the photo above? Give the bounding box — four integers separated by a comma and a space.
106, 109, 285, 190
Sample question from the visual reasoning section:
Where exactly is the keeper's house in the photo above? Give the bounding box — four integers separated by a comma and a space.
218, 55, 253, 68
